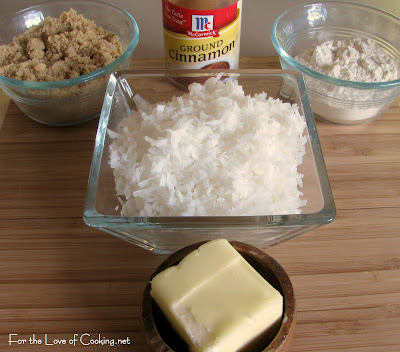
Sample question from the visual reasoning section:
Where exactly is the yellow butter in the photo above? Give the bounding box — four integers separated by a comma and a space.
150, 239, 283, 352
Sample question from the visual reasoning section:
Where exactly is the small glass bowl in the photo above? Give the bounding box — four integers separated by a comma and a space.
83, 69, 336, 254
271, 1, 400, 125
0, 0, 139, 126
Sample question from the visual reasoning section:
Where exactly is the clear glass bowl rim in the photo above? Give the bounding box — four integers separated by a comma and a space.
83, 68, 336, 229
271, 0, 400, 89
0, 0, 139, 90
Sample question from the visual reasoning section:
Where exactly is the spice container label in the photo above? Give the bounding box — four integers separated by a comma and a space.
162, 0, 242, 69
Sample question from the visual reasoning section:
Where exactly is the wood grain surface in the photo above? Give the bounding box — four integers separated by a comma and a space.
0, 57, 399, 352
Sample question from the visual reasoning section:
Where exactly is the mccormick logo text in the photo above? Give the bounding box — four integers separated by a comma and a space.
187, 14, 220, 38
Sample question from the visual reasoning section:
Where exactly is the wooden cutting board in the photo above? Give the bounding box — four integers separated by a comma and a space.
0, 56, 399, 351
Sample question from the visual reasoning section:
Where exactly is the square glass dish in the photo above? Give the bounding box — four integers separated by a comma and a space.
83, 69, 336, 254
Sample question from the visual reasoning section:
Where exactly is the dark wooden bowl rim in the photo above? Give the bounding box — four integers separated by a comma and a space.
142, 240, 296, 352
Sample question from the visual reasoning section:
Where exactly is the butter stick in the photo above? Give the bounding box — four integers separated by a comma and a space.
150, 239, 283, 352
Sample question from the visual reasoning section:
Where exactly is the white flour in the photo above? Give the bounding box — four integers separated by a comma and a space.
295, 37, 399, 124
295, 37, 397, 83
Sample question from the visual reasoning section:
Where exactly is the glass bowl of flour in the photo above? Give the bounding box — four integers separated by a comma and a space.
271, 1, 400, 125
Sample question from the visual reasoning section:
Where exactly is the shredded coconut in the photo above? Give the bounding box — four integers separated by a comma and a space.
108, 76, 307, 216
295, 37, 399, 123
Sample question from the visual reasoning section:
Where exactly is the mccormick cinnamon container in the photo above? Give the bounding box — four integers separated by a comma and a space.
162, 0, 242, 71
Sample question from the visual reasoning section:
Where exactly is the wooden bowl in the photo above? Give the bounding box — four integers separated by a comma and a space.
142, 241, 297, 352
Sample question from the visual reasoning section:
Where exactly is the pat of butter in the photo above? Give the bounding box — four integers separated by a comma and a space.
150, 239, 283, 352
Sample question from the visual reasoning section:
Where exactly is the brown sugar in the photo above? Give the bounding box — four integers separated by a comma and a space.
0, 8, 122, 81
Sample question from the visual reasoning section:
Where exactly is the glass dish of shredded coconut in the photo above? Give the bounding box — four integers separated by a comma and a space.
83, 69, 335, 253
108, 74, 308, 217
